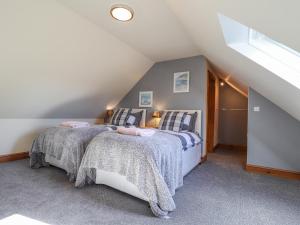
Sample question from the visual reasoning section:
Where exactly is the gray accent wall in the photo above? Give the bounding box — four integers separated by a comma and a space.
218, 83, 248, 146
247, 88, 300, 172
118, 55, 207, 137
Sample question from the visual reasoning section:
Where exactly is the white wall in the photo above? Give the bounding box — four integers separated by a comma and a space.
0, 119, 97, 155
0, 0, 152, 156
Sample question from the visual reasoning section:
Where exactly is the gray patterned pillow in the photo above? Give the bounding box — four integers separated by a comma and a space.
180, 112, 198, 132
125, 111, 143, 127
111, 108, 131, 126
158, 111, 187, 132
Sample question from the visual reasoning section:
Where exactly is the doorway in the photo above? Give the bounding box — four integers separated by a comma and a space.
205, 70, 248, 168
214, 79, 248, 167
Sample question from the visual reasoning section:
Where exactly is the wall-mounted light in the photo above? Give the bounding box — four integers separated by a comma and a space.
220, 81, 225, 87
110, 5, 134, 22
107, 109, 114, 117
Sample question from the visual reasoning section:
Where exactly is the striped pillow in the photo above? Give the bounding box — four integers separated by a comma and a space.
158, 111, 187, 132
111, 108, 131, 126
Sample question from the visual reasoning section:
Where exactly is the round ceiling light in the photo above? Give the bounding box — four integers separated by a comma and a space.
110, 5, 134, 22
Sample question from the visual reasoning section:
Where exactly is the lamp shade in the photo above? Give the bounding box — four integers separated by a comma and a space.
152, 111, 160, 118
107, 109, 114, 117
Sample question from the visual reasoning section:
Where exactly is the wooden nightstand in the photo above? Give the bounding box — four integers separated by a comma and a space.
145, 122, 158, 129
146, 119, 160, 128
95, 118, 105, 125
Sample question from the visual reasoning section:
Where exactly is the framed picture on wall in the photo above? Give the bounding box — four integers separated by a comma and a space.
139, 91, 153, 107
173, 71, 190, 93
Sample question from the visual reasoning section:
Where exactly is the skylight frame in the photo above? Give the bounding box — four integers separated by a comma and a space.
248, 29, 300, 73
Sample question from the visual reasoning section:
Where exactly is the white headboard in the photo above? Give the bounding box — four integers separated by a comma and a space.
111, 108, 147, 128
162, 110, 202, 136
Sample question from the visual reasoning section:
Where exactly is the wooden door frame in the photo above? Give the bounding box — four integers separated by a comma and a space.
206, 70, 217, 154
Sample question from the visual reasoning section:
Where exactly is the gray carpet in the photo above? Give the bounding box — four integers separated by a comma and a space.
1, 149, 299, 225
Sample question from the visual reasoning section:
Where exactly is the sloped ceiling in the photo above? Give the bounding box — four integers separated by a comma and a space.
165, 0, 300, 121
2, 0, 300, 121
0, 0, 152, 118
57, 0, 199, 62
57, 0, 300, 121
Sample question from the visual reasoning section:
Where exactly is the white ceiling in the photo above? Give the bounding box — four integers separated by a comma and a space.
0, 0, 152, 118
58, 0, 199, 62
12, 0, 300, 120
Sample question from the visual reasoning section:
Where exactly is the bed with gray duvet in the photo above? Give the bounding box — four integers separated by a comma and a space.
75, 110, 203, 218
29, 125, 114, 181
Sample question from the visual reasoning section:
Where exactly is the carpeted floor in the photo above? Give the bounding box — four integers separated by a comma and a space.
0, 148, 299, 225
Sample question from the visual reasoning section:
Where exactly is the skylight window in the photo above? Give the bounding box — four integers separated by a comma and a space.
218, 14, 300, 90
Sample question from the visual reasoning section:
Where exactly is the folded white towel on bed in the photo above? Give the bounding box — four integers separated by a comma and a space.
117, 127, 156, 137
60, 121, 90, 128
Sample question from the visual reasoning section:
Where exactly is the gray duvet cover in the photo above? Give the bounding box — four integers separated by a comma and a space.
75, 131, 184, 218
30, 125, 111, 181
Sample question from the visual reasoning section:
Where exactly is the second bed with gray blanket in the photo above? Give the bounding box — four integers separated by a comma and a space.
30, 125, 114, 181
75, 130, 202, 217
